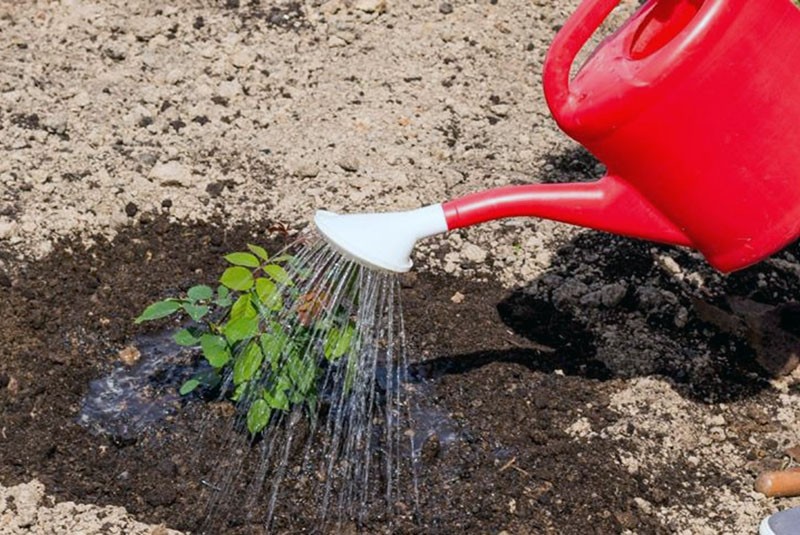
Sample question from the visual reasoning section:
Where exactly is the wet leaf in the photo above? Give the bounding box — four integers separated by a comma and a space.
255, 278, 282, 311
233, 342, 264, 385
174, 328, 200, 346
224, 252, 260, 268
270, 254, 294, 263
200, 334, 231, 368
264, 381, 290, 411
135, 300, 181, 323
224, 315, 259, 343
247, 399, 272, 435
263, 264, 292, 286
260, 328, 288, 366
247, 244, 269, 262
324, 324, 356, 360
220, 266, 254, 291
187, 284, 214, 302
179, 378, 200, 395
230, 294, 256, 321
182, 303, 209, 322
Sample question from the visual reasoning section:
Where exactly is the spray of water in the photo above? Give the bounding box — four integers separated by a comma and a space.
196, 235, 418, 532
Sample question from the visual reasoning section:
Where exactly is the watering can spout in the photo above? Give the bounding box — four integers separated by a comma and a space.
443, 176, 691, 247
315, 176, 691, 273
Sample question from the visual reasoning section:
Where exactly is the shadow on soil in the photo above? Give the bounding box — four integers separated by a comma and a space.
427, 145, 800, 405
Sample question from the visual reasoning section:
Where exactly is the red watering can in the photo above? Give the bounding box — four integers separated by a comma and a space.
316, 0, 800, 273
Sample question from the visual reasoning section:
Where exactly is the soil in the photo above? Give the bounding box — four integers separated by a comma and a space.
2, 0, 800, 534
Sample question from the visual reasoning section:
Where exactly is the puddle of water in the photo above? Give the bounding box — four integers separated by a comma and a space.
77, 331, 209, 442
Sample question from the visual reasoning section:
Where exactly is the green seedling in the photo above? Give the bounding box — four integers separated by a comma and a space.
136, 244, 358, 436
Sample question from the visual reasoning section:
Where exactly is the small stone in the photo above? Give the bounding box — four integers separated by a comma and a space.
118, 345, 141, 367
125, 202, 138, 217
354, 0, 386, 13
337, 157, 359, 173
489, 103, 510, 117
450, 291, 465, 304
439, 2, 453, 14
294, 163, 320, 178
161, 198, 173, 209
149, 161, 191, 187
103, 41, 128, 61
328, 35, 348, 48
657, 254, 682, 276
0, 219, 18, 240
461, 242, 487, 264
0, 271, 10, 287
230, 49, 256, 68
335, 30, 357, 44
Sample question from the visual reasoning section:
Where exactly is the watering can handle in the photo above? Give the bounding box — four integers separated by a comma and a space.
543, 0, 623, 125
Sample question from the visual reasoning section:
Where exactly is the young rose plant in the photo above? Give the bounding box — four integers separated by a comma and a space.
135, 244, 357, 435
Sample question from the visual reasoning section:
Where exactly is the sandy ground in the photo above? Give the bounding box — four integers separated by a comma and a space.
2, 0, 799, 533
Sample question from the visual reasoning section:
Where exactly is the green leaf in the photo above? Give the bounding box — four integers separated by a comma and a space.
179, 378, 200, 395
270, 254, 294, 263
174, 328, 201, 346
223, 315, 259, 343
230, 294, 257, 321
324, 324, 356, 361
264, 382, 290, 411
224, 252, 260, 268
200, 334, 231, 368
182, 303, 209, 322
247, 244, 270, 261
247, 399, 272, 435
220, 266, 254, 291
232, 381, 247, 402
135, 300, 181, 323
215, 285, 232, 307
187, 285, 214, 302
260, 327, 288, 366
233, 342, 264, 385
263, 264, 292, 286
254, 278, 282, 311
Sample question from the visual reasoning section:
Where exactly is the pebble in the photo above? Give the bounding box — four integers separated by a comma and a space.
0, 219, 18, 240
489, 103, 510, 117
230, 49, 256, 68
337, 157, 359, 173
354, 0, 386, 13
450, 291, 465, 304
149, 161, 191, 187
328, 35, 348, 48
439, 2, 453, 14
657, 254, 682, 276
124, 202, 138, 217
293, 163, 321, 178
461, 242, 487, 264
118, 346, 141, 366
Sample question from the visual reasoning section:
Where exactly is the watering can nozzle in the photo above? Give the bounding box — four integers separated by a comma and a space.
314, 205, 449, 273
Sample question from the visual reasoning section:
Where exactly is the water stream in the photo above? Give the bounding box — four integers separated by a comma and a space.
78, 235, 458, 531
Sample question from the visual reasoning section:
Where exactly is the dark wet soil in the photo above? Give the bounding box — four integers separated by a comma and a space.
0, 216, 791, 534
